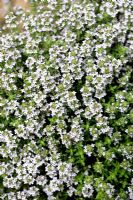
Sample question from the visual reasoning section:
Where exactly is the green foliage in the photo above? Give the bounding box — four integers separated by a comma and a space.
97, 13, 113, 24
93, 162, 103, 174
68, 142, 85, 167
48, 116, 58, 125
109, 43, 128, 59
95, 190, 109, 200
75, 172, 85, 196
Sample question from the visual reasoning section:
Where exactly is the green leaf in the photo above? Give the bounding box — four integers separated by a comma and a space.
48, 116, 58, 124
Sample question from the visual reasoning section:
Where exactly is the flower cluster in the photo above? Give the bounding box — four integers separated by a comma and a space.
0, 0, 133, 199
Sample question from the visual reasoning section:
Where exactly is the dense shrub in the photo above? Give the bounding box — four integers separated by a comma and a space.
0, 0, 133, 199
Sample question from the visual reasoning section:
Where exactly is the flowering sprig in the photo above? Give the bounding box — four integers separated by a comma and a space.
0, 0, 133, 199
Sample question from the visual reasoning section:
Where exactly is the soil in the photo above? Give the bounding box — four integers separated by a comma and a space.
0, 0, 30, 22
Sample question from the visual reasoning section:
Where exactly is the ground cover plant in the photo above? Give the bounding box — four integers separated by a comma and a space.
0, 0, 133, 199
